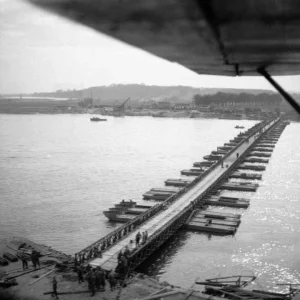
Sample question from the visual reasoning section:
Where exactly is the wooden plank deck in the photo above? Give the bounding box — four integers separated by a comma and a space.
89, 120, 276, 270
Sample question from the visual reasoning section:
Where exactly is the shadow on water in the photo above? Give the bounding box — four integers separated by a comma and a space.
136, 230, 191, 276
136, 229, 231, 277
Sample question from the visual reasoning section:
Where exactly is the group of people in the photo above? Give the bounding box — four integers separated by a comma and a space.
76, 265, 117, 296
135, 230, 148, 247
20, 249, 40, 270
85, 267, 107, 296
75, 247, 102, 265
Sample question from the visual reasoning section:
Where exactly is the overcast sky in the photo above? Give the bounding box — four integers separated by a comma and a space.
0, 0, 300, 94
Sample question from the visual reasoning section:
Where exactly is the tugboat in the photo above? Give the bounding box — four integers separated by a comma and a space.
90, 117, 107, 122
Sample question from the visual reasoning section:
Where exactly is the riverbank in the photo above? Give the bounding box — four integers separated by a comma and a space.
1, 237, 297, 300
0, 237, 203, 300
105, 109, 268, 120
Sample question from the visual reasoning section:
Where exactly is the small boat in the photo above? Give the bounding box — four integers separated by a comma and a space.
103, 210, 135, 222
235, 125, 245, 129
181, 169, 204, 176
165, 178, 193, 187
211, 150, 228, 155
193, 161, 214, 168
90, 117, 107, 122
150, 187, 181, 193
203, 154, 222, 161
143, 191, 173, 200
103, 200, 153, 221
115, 204, 152, 210
109, 207, 147, 215
206, 196, 250, 208
217, 146, 233, 151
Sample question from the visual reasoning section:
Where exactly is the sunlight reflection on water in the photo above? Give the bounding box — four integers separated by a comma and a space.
1, 115, 299, 291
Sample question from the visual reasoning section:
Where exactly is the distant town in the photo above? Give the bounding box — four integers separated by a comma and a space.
0, 84, 299, 121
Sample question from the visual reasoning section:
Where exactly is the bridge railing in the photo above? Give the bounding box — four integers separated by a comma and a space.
173, 119, 273, 194
75, 118, 278, 262
75, 202, 163, 261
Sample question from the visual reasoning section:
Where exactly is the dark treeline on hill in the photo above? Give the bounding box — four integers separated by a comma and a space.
31, 84, 273, 102
192, 92, 282, 106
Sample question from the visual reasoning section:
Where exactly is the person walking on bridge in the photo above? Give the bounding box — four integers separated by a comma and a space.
124, 246, 130, 258
144, 231, 148, 243
135, 231, 141, 247
117, 250, 123, 263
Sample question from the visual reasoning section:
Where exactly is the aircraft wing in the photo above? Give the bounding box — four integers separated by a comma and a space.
28, 0, 300, 76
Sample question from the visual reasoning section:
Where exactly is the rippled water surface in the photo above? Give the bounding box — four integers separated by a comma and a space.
0, 115, 299, 291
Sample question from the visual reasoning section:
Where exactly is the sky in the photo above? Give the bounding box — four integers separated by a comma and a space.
0, 0, 300, 94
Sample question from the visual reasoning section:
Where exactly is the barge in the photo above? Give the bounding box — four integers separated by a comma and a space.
249, 152, 272, 157
238, 164, 266, 171
219, 182, 259, 192
103, 210, 135, 222
184, 210, 241, 234
143, 191, 173, 200
165, 178, 193, 187
203, 154, 222, 161
244, 157, 269, 163
211, 149, 228, 155
217, 146, 233, 151
181, 169, 204, 176
252, 147, 273, 152
205, 196, 250, 208
229, 172, 262, 180
193, 161, 214, 168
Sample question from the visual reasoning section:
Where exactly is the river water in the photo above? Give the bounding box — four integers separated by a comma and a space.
0, 115, 299, 292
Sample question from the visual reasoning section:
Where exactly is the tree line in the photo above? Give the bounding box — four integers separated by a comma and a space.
193, 92, 282, 107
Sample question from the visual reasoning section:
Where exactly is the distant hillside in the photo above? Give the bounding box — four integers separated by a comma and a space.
29, 84, 274, 103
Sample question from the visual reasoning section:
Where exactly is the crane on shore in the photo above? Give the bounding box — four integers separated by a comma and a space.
113, 97, 130, 116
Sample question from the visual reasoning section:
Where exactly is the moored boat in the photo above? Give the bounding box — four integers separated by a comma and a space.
211, 149, 228, 155
90, 117, 107, 122
193, 161, 214, 168
218, 145, 233, 150
143, 191, 173, 200
103, 210, 135, 222
203, 154, 222, 161
181, 169, 204, 176
165, 178, 193, 187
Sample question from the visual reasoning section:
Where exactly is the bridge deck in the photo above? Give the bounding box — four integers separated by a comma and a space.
89, 120, 275, 271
